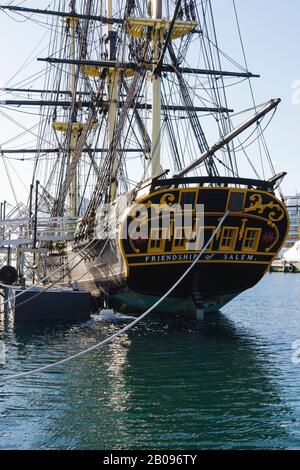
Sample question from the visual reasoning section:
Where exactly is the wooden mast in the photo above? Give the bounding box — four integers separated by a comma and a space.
69, 3, 78, 217
107, 0, 120, 202
151, 0, 162, 177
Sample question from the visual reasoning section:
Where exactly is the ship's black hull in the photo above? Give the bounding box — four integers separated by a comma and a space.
54, 178, 289, 318
73, 256, 269, 317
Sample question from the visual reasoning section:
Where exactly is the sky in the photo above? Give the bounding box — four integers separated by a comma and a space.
0, 0, 299, 210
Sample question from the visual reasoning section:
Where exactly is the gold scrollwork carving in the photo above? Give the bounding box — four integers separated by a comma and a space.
141, 194, 177, 215
159, 193, 176, 206
244, 194, 285, 228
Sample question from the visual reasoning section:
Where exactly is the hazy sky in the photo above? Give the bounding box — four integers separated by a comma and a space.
0, 0, 299, 210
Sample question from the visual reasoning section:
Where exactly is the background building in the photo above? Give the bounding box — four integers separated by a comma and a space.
284, 195, 300, 248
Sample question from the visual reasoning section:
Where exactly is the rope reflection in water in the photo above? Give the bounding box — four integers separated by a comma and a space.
0, 340, 6, 365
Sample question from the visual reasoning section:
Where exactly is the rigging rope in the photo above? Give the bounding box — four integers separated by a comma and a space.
0, 210, 229, 381
2, 234, 110, 315
0, 225, 108, 311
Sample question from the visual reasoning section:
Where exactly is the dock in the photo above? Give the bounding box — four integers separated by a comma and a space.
1, 285, 92, 322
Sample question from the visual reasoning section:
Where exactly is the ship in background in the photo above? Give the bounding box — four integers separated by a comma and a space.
0, 0, 289, 318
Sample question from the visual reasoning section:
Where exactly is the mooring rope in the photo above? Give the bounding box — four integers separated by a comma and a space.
0, 211, 229, 381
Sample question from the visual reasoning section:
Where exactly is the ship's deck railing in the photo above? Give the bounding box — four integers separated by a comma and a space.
0, 216, 78, 246
150, 176, 276, 192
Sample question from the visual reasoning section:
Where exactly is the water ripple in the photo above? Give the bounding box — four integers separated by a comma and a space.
0, 274, 300, 449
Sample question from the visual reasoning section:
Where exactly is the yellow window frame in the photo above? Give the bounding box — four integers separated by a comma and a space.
185, 223, 213, 252
172, 226, 193, 252
147, 227, 168, 253
242, 228, 261, 253
172, 225, 217, 252
199, 226, 216, 252
219, 226, 239, 252
179, 189, 198, 210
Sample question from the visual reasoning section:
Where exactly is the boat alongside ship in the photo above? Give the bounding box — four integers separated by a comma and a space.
0, 0, 289, 319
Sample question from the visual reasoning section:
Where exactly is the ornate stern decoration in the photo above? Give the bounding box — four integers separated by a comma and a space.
244, 194, 285, 228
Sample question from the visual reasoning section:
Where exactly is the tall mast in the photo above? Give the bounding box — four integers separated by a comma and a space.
107, 0, 120, 202
69, 1, 78, 217
151, 0, 162, 177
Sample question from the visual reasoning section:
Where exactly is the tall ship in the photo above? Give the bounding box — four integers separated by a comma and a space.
0, 0, 289, 319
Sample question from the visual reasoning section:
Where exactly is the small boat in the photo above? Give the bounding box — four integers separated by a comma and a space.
271, 241, 300, 273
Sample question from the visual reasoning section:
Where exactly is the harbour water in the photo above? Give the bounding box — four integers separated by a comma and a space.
0, 273, 300, 450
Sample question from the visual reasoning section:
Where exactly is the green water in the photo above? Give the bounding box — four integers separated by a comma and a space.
0, 273, 300, 449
